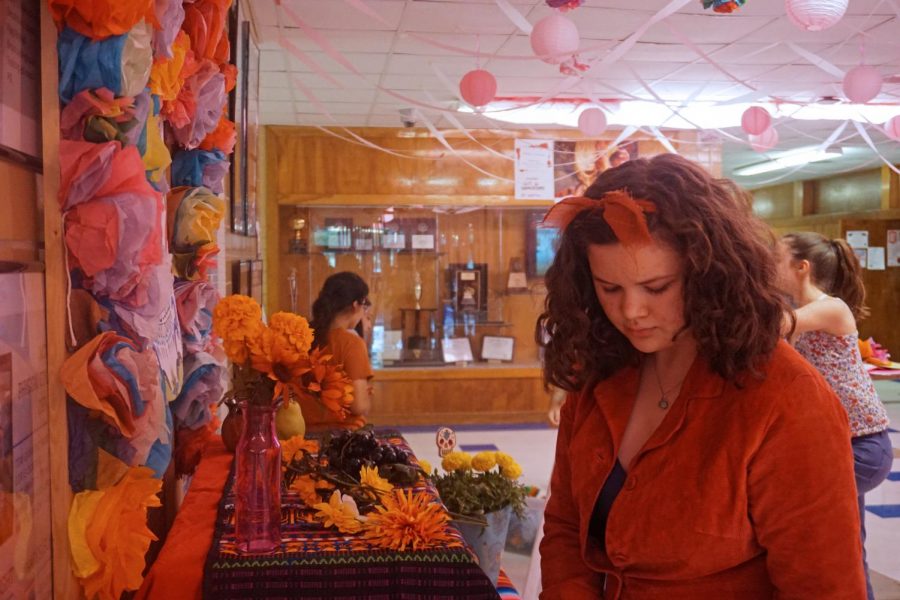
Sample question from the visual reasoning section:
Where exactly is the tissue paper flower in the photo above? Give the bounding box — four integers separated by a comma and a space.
171, 149, 229, 194
171, 351, 226, 430
50, 0, 157, 40
152, 0, 185, 59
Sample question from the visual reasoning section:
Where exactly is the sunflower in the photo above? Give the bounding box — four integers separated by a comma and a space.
211, 295, 263, 364
441, 451, 472, 472
359, 465, 393, 499
362, 489, 457, 552
471, 451, 497, 472
268, 312, 314, 358
314, 490, 364, 534
280, 435, 319, 464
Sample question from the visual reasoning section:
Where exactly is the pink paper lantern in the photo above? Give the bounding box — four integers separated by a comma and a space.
530, 14, 580, 65
459, 69, 497, 108
577, 108, 607, 137
785, 0, 848, 31
749, 127, 779, 152
885, 115, 900, 141
741, 106, 772, 136
843, 65, 882, 104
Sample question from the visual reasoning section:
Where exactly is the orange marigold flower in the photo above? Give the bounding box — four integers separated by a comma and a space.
362, 489, 456, 552
289, 475, 322, 508
248, 329, 312, 399
314, 491, 364, 534
280, 435, 319, 463
269, 312, 314, 357
212, 295, 263, 364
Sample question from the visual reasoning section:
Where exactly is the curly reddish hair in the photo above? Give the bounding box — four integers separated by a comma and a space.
536, 154, 787, 391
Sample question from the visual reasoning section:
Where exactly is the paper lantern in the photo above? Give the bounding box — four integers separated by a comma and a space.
459, 69, 497, 108
785, 0, 848, 31
530, 14, 580, 64
749, 127, 779, 152
843, 65, 882, 104
741, 106, 772, 136
577, 108, 607, 137
885, 115, 900, 141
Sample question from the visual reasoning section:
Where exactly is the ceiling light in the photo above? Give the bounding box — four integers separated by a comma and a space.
733, 147, 843, 176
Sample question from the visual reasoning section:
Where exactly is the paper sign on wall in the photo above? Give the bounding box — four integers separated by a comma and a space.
515, 139, 554, 200
867, 247, 886, 270
887, 230, 900, 267
846, 231, 869, 249
853, 247, 868, 269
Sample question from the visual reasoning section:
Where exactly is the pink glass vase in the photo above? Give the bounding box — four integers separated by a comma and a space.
234, 389, 282, 554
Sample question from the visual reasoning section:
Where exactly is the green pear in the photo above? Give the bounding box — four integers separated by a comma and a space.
275, 400, 306, 440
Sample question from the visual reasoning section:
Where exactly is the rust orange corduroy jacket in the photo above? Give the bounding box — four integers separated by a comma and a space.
540, 341, 866, 600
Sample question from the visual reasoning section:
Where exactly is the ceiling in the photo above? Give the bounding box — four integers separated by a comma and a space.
247, 0, 900, 189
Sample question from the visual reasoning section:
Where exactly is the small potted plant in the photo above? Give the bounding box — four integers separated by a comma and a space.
426, 450, 526, 585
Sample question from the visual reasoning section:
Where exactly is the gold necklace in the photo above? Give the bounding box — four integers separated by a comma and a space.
650, 358, 688, 410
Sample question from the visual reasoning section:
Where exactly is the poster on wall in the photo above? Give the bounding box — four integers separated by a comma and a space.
0, 0, 41, 169
554, 140, 639, 198
0, 270, 51, 598
514, 140, 554, 200
887, 230, 900, 267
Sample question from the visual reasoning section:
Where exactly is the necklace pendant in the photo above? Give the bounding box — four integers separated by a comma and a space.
658, 398, 670, 409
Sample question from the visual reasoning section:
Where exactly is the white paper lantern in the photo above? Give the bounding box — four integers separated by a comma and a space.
577, 108, 607, 137
785, 0, 848, 31
530, 14, 580, 65
842, 65, 883, 104
750, 127, 779, 152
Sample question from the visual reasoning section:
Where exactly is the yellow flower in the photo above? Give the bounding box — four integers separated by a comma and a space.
471, 451, 497, 472
362, 489, 457, 552
441, 451, 472, 472
314, 490, 364, 534
290, 475, 322, 507
281, 435, 319, 463
501, 462, 523, 480
269, 312, 314, 357
212, 295, 263, 364
495, 452, 516, 470
417, 459, 432, 476
359, 465, 393, 499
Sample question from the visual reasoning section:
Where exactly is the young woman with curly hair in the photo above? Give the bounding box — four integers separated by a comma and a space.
537, 154, 865, 599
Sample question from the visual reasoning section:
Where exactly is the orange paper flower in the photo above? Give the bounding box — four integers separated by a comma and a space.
362, 489, 456, 552
50, 0, 157, 40
280, 435, 319, 463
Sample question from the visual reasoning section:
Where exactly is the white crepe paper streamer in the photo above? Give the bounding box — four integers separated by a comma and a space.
663, 22, 757, 91
494, 0, 533, 34
787, 42, 846, 78
414, 109, 514, 182
852, 120, 900, 175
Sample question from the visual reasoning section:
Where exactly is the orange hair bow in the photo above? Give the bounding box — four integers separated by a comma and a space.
542, 189, 657, 247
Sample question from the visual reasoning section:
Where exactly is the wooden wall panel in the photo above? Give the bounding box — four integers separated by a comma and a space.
751, 182, 795, 220
816, 169, 882, 214
0, 161, 39, 262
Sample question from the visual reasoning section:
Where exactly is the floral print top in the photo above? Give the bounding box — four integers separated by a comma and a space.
794, 330, 889, 437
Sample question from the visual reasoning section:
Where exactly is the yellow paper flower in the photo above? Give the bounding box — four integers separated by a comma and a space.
495, 452, 516, 470
68, 467, 162, 600
269, 312, 314, 358
441, 451, 472, 472
281, 435, 319, 463
290, 475, 323, 508
471, 451, 497, 472
417, 459, 432, 476
359, 465, 393, 499
212, 295, 263, 364
362, 489, 456, 552
314, 490, 364, 534
501, 463, 523, 480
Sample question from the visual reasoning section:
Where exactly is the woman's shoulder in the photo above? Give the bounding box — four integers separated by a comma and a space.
739, 341, 842, 411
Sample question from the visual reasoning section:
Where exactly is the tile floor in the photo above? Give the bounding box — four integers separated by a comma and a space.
400, 379, 900, 599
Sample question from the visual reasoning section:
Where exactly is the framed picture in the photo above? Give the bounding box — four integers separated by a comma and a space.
249, 259, 263, 304
231, 260, 251, 295
481, 336, 515, 362
229, 6, 260, 236
442, 337, 474, 363
409, 218, 436, 251
525, 211, 559, 278
448, 263, 487, 315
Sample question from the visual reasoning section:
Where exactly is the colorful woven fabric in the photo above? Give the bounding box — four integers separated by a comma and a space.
204, 431, 504, 599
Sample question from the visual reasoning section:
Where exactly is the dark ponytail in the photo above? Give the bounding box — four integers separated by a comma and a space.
782, 232, 870, 320
310, 272, 370, 349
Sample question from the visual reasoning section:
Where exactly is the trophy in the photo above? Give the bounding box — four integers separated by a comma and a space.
413, 271, 423, 310
287, 268, 298, 314
288, 217, 307, 254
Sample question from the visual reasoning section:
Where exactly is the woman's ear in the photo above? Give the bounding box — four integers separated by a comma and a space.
795, 259, 811, 277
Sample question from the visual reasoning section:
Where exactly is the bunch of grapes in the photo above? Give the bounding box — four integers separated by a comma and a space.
323, 429, 411, 477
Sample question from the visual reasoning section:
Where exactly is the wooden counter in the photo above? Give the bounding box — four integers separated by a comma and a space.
369, 363, 550, 426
